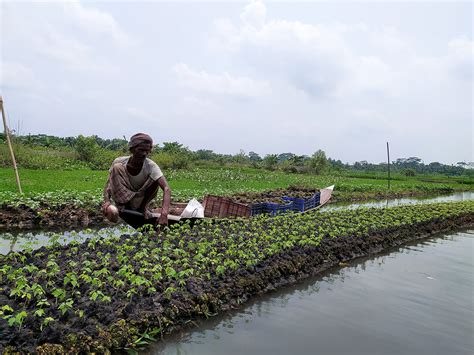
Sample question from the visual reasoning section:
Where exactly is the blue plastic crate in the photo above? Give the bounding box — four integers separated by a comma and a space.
282, 192, 321, 212
264, 201, 293, 216
250, 201, 293, 216
251, 203, 267, 216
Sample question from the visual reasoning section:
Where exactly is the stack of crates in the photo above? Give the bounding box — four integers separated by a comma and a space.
203, 191, 322, 218
281, 192, 321, 212
202, 195, 251, 218
250, 201, 293, 216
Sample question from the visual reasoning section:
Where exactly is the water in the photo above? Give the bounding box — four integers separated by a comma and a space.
326, 191, 474, 210
150, 230, 474, 355
0, 225, 134, 255
0, 192, 472, 255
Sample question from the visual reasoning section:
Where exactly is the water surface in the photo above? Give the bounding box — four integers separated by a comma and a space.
326, 191, 474, 210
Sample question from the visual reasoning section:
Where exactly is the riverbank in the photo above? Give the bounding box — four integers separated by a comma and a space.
1, 201, 473, 353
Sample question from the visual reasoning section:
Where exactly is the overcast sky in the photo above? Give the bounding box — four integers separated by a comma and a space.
1, 0, 472, 164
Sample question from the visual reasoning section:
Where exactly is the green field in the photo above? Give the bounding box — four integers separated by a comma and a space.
0, 167, 472, 208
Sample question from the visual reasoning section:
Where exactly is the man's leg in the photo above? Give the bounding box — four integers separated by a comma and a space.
118, 209, 158, 229
140, 179, 160, 210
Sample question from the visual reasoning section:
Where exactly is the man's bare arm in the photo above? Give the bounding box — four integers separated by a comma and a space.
102, 176, 112, 213
157, 176, 171, 225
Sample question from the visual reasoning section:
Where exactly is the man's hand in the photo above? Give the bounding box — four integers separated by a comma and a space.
158, 211, 168, 225
102, 201, 111, 215
103, 202, 119, 223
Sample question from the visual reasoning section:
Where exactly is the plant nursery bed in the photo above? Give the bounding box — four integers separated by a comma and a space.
0, 201, 473, 353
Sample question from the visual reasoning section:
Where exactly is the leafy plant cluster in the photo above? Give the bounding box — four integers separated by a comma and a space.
0, 144, 90, 170
0, 200, 473, 351
0, 190, 103, 209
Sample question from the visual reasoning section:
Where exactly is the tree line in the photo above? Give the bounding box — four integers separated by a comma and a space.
0, 133, 472, 176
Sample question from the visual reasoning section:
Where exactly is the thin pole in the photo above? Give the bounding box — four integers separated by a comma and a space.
1, 96, 23, 194
386, 142, 391, 190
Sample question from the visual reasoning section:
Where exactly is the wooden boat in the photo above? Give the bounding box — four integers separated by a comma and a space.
120, 185, 335, 229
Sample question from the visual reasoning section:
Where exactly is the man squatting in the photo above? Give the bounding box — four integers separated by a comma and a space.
102, 133, 171, 227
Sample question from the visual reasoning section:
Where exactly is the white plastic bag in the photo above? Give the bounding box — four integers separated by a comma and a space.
180, 198, 205, 219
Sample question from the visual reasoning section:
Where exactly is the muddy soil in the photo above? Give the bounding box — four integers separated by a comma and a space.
1, 213, 472, 354
0, 204, 107, 230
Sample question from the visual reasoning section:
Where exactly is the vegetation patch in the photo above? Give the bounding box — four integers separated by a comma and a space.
1, 201, 473, 353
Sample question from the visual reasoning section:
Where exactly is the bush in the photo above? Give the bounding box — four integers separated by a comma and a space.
263, 154, 278, 171
404, 169, 416, 177
75, 135, 99, 163
280, 160, 298, 173
1, 143, 88, 170
308, 150, 328, 175
88, 149, 118, 170
151, 152, 190, 170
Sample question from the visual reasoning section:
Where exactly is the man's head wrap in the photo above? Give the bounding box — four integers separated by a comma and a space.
128, 133, 153, 149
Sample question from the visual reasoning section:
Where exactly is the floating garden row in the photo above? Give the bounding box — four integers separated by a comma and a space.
1, 201, 473, 353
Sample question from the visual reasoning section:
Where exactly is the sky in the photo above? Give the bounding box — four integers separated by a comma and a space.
1, 0, 472, 164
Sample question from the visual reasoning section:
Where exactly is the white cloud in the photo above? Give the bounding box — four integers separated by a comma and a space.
211, 1, 472, 103
446, 37, 473, 81
125, 107, 156, 122
2, 1, 132, 74
62, 0, 134, 47
204, 1, 472, 163
32, 25, 119, 73
173, 63, 271, 97
240, 0, 267, 29
212, 12, 368, 97
0, 62, 43, 90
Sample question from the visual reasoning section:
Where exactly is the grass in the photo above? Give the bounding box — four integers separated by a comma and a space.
0, 169, 106, 194
0, 166, 472, 206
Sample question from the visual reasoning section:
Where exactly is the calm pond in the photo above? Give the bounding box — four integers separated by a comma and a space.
149, 229, 473, 355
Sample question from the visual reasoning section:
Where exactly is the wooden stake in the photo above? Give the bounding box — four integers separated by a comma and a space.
1, 96, 23, 194
387, 141, 391, 190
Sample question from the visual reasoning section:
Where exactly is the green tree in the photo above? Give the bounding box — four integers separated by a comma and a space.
161, 142, 186, 154
195, 149, 216, 160
75, 135, 99, 162
233, 150, 248, 164
309, 149, 328, 174
248, 151, 262, 162
263, 154, 278, 171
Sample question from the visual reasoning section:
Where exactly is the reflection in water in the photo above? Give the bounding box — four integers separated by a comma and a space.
150, 230, 473, 355
0, 225, 134, 255
326, 191, 474, 210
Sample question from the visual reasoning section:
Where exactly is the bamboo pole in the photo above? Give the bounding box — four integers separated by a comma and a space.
0, 96, 23, 194
387, 141, 391, 190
